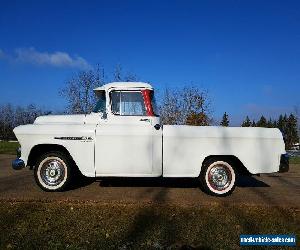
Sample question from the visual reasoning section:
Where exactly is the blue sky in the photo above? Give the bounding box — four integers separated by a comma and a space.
0, 0, 299, 124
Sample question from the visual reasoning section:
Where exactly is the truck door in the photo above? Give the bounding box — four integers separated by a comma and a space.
95, 90, 162, 177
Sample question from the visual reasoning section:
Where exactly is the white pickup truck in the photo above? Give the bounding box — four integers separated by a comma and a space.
12, 82, 289, 196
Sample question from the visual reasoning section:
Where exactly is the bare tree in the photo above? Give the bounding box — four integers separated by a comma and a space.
60, 68, 103, 114
113, 64, 138, 82
160, 85, 212, 125
0, 103, 50, 140
159, 89, 181, 125
0, 104, 14, 140
60, 65, 139, 114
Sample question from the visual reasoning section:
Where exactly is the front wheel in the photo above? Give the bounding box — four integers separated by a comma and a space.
34, 151, 72, 191
200, 159, 236, 196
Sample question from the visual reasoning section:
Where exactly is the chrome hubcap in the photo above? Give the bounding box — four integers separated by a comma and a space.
40, 159, 65, 186
208, 164, 232, 191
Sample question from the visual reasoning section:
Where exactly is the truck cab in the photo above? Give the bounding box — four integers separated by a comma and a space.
92, 82, 163, 177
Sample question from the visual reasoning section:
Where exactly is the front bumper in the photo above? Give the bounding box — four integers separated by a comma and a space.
12, 158, 25, 170
278, 153, 289, 173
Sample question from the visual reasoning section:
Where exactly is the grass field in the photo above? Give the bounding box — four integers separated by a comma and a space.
0, 202, 299, 249
290, 156, 300, 164
0, 141, 19, 155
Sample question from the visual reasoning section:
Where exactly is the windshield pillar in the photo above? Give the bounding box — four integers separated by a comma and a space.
141, 89, 154, 116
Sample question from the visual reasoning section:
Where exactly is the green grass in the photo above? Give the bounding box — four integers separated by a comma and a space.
0, 201, 299, 249
290, 156, 300, 164
0, 141, 19, 155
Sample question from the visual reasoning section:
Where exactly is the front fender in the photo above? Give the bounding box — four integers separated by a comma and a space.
14, 124, 96, 177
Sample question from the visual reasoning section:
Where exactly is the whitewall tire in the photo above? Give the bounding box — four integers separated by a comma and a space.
34, 152, 72, 191
200, 159, 236, 196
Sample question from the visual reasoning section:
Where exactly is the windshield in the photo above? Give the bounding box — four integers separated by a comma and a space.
93, 91, 106, 113
110, 91, 146, 116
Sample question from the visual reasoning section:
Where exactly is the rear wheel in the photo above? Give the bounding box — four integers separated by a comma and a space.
34, 151, 72, 191
200, 159, 236, 196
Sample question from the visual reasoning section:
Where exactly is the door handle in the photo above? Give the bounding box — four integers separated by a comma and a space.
140, 118, 150, 122
154, 124, 161, 130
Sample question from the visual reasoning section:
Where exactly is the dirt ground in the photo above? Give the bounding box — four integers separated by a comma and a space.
1, 154, 299, 207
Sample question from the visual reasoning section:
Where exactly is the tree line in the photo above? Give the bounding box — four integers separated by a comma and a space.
0, 65, 299, 149
0, 104, 51, 140
219, 112, 299, 149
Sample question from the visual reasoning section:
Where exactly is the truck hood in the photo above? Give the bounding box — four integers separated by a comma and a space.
34, 114, 99, 125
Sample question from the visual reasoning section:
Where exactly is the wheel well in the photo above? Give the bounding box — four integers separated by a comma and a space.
27, 144, 73, 169
202, 155, 251, 175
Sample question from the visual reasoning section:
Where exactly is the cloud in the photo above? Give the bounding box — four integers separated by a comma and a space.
0, 47, 91, 69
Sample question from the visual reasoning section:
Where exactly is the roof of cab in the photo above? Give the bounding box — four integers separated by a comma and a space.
93, 82, 153, 92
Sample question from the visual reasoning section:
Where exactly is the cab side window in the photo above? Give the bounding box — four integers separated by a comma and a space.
111, 91, 146, 116
93, 91, 106, 113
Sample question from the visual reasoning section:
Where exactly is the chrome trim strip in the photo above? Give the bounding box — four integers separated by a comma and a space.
54, 136, 93, 140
